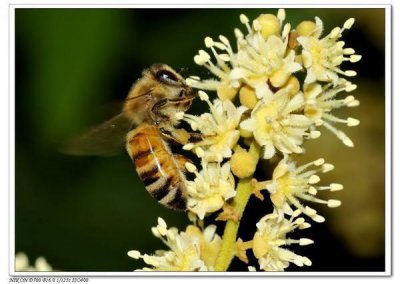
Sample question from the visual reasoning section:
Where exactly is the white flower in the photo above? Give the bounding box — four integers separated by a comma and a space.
252, 211, 313, 271
255, 155, 342, 222
15, 252, 53, 271
233, 11, 300, 92
191, 36, 240, 100
183, 91, 246, 162
190, 10, 302, 101
240, 87, 314, 159
232, 33, 301, 93
304, 80, 360, 147
297, 17, 361, 84
128, 218, 222, 271
185, 160, 235, 220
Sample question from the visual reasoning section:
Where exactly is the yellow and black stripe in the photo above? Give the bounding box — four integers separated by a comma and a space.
126, 124, 187, 211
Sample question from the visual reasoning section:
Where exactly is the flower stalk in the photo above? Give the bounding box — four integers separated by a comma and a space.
214, 142, 260, 271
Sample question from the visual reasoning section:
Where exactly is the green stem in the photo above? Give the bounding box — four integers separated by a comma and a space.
214, 142, 261, 271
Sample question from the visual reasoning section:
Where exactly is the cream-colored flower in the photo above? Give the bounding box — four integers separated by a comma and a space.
254, 155, 342, 222
15, 252, 53, 272
231, 30, 301, 93
252, 211, 313, 271
304, 80, 360, 147
232, 11, 300, 92
189, 10, 302, 102
240, 87, 315, 159
183, 91, 246, 162
297, 17, 361, 84
128, 218, 222, 271
185, 160, 235, 220
190, 36, 239, 100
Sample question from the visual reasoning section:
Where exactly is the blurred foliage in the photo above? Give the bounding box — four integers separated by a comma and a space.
15, 8, 385, 272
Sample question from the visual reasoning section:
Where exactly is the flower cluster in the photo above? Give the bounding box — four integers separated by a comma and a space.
15, 252, 53, 272
252, 211, 313, 271
129, 9, 360, 272
128, 218, 222, 271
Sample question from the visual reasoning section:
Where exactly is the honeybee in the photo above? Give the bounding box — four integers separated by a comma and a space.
64, 64, 197, 210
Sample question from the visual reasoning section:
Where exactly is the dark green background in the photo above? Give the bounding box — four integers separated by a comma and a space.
15, 8, 386, 272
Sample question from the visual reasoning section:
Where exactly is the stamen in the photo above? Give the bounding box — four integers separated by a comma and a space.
343, 18, 355, 29
185, 162, 197, 173
322, 163, 334, 172
127, 250, 141, 259
277, 9, 286, 24
151, 227, 161, 237
343, 48, 355, 55
240, 14, 249, 24
308, 175, 320, 184
347, 117, 360, 126
350, 54, 362, 62
157, 217, 167, 229
198, 90, 209, 101
330, 183, 343, 191
328, 199, 341, 208
204, 37, 214, 48
344, 70, 357, 77
299, 238, 314, 246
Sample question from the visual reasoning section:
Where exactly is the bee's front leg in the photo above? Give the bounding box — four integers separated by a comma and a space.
160, 125, 206, 146
160, 126, 191, 145
187, 132, 204, 143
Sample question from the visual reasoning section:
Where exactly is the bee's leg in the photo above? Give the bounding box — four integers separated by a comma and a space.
160, 126, 191, 145
173, 154, 193, 173
150, 98, 168, 123
188, 132, 204, 143
160, 125, 206, 145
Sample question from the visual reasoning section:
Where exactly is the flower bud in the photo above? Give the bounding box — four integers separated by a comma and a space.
239, 85, 258, 109
270, 67, 291, 88
217, 82, 238, 101
296, 20, 316, 37
256, 14, 280, 39
283, 75, 300, 97
230, 147, 257, 178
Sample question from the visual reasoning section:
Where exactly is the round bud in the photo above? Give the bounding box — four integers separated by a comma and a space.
239, 85, 258, 109
270, 67, 291, 88
230, 148, 257, 178
217, 82, 238, 101
283, 75, 300, 97
240, 127, 253, 138
255, 14, 280, 39
296, 20, 316, 37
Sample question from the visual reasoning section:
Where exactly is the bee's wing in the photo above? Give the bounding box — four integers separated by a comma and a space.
61, 113, 133, 157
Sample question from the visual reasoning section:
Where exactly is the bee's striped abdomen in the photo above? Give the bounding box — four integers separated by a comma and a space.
126, 124, 187, 211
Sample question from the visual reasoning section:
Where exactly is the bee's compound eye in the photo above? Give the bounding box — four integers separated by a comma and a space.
156, 69, 179, 83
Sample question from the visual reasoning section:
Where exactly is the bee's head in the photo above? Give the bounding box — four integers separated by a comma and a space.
148, 64, 196, 122
149, 63, 195, 101
124, 64, 196, 125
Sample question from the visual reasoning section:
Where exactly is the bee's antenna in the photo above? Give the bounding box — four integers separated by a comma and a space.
125, 89, 153, 101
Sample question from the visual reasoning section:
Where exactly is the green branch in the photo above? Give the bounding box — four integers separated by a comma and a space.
214, 142, 260, 271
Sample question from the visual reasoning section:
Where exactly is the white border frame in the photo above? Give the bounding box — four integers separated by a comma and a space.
8, 3, 392, 277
